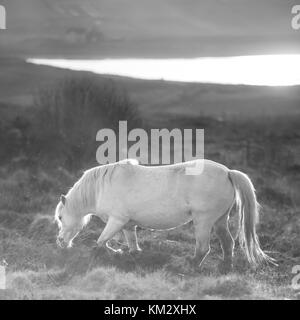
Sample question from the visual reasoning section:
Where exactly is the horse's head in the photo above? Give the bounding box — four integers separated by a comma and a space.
55, 194, 84, 248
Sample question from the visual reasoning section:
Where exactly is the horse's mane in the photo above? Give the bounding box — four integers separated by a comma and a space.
65, 166, 104, 218
64, 159, 138, 219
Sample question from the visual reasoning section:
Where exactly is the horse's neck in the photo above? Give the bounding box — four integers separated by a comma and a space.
70, 171, 97, 215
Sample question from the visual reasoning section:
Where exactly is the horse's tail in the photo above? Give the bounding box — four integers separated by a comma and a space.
228, 170, 275, 266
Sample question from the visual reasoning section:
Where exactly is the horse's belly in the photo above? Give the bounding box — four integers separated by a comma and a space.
133, 206, 191, 230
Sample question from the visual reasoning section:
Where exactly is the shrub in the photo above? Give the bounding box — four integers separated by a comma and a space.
32, 76, 142, 168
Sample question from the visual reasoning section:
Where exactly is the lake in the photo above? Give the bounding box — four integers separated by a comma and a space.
27, 54, 300, 86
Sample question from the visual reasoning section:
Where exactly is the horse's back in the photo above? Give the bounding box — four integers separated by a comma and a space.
98, 159, 234, 229
110, 159, 232, 201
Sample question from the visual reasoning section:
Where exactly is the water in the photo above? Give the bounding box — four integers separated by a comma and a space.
27, 54, 300, 86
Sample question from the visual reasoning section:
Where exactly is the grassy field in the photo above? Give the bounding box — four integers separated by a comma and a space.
0, 129, 299, 300
0, 59, 299, 300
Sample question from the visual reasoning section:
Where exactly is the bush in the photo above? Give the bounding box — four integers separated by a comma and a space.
32, 76, 142, 168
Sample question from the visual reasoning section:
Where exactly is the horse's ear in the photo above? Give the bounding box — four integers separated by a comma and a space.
60, 194, 66, 205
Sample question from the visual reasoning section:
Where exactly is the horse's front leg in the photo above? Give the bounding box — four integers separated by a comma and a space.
96, 216, 128, 249
88, 216, 128, 270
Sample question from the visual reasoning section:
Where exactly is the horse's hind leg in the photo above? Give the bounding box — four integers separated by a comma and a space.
214, 212, 235, 274
188, 214, 214, 269
123, 226, 142, 253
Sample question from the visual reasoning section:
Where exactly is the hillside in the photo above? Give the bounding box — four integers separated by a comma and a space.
1, 58, 300, 120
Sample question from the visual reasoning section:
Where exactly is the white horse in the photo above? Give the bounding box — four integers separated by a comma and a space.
55, 159, 273, 272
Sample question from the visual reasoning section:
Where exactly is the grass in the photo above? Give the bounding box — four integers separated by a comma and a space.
0, 213, 297, 300
0, 161, 299, 300
3, 267, 295, 300
0, 113, 299, 299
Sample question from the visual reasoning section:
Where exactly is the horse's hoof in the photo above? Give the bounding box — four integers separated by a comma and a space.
115, 248, 124, 254
106, 247, 124, 256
